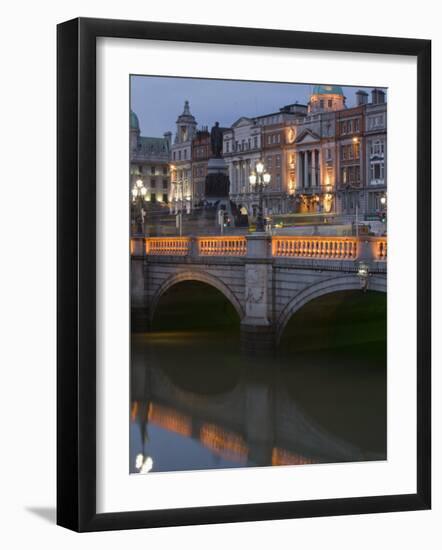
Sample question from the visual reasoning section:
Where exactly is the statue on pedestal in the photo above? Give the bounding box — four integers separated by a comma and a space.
210, 121, 223, 158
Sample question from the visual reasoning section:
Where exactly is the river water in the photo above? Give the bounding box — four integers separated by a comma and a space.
130, 285, 386, 474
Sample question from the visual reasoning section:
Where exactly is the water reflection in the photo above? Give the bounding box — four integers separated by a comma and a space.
130, 327, 386, 473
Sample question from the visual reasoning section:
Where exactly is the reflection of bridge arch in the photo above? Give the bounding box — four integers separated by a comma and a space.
276, 274, 387, 342
149, 269, 245, 324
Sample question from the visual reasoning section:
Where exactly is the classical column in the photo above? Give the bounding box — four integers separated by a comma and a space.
296, 152, 302, 189
312, 148, 316, 188
304, 151, 309, 188
317, 149, 321, 187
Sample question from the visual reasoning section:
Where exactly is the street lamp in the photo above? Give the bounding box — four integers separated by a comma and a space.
131, 178, 148, 235
249, 160, 271, 232
379, 193, 387, 232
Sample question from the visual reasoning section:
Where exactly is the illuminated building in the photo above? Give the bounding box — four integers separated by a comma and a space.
130, 110, 171, 204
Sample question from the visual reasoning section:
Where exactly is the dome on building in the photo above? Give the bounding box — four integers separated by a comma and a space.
312, 85, 344, 96
130, 110, 140, 130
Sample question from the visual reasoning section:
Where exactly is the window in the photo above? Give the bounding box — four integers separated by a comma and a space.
178, 151, 182, 160
354, 142, 360, 159
253, 137, 258, 149
276, 155, 281, 167
328, 99, 332, 108
371, 140, 384, 156
138, 165, 143, 174
162, 179, 168, 189
163, 166, 168, 175
326, 148, 332, 161
173, 152, 176, 160
184, 149, 187, 159
162, 193, 168, 203
354, 119, 360, 132
370, 161, 384, 182
226, 141, 230, 153
151, 179, 156, 188
150, 193, 156, 202
320, 99, 324, 109
267, 135, 272, 145
341, 167, 347, 184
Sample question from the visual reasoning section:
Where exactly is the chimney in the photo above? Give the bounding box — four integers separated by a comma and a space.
371, 88, 386, 105
163, 131, 172, 148
356, 90, 368, 106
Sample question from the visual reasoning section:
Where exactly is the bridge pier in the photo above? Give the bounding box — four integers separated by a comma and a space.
240, 234, 275, 353
131, 237, 151, 332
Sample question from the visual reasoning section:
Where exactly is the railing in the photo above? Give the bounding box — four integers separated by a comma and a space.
134, 235, 387, 262
272, 236, 358, 259
375, 238, 387, 260
145, 237, 190, 256
198, 237, 246, 256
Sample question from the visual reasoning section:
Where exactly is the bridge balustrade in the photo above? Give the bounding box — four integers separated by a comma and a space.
135, 235, 387, 261
145, 237, 191, 256
198, 237, 247, 256
272, 237, 358, 259
376, 238, 388, 260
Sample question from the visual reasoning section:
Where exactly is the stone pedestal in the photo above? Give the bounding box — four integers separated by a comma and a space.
204, 156, 236, 227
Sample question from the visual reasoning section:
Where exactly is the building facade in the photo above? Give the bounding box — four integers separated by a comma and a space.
191, 128, 211, 206
130, 110, 171, 204
170, 100, 197, 213
364, 90, 387, 218
131, 84, 387, 225
223, 117, 262, 216
288, 85, 387, 221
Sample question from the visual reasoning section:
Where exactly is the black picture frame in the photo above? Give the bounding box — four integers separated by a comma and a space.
57, 17, 431, 532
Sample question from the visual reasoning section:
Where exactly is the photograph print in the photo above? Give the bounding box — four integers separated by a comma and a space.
129, 76, 388, 475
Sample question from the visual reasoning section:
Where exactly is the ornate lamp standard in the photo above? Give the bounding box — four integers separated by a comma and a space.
249, 160, 271, 232
380, 192, 387, 234
131, 178, 147, 235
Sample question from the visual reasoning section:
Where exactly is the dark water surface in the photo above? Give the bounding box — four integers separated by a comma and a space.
130, 284, 386, 474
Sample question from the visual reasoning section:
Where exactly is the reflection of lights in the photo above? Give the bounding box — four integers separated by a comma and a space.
272, 448, 316, 466
135, 453, 144, 469
135, 454, 153, 474
140, 456, 153, 474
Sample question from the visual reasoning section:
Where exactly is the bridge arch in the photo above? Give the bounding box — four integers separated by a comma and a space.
276, 274, 386, 343
149, 269, 245, 324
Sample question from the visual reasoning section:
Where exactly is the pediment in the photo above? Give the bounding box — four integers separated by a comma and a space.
232, 116, 254, 128
295, 129, 321, 144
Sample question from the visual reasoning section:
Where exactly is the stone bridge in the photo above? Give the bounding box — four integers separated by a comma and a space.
131, 234, 387, 350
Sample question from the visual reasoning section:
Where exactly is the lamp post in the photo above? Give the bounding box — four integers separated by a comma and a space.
380, 193, 387, 234
131, 178, 147, 235
249, 160, 271, 233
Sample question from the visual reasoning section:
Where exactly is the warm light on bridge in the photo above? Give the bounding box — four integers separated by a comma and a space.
131, 235, 387, 261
